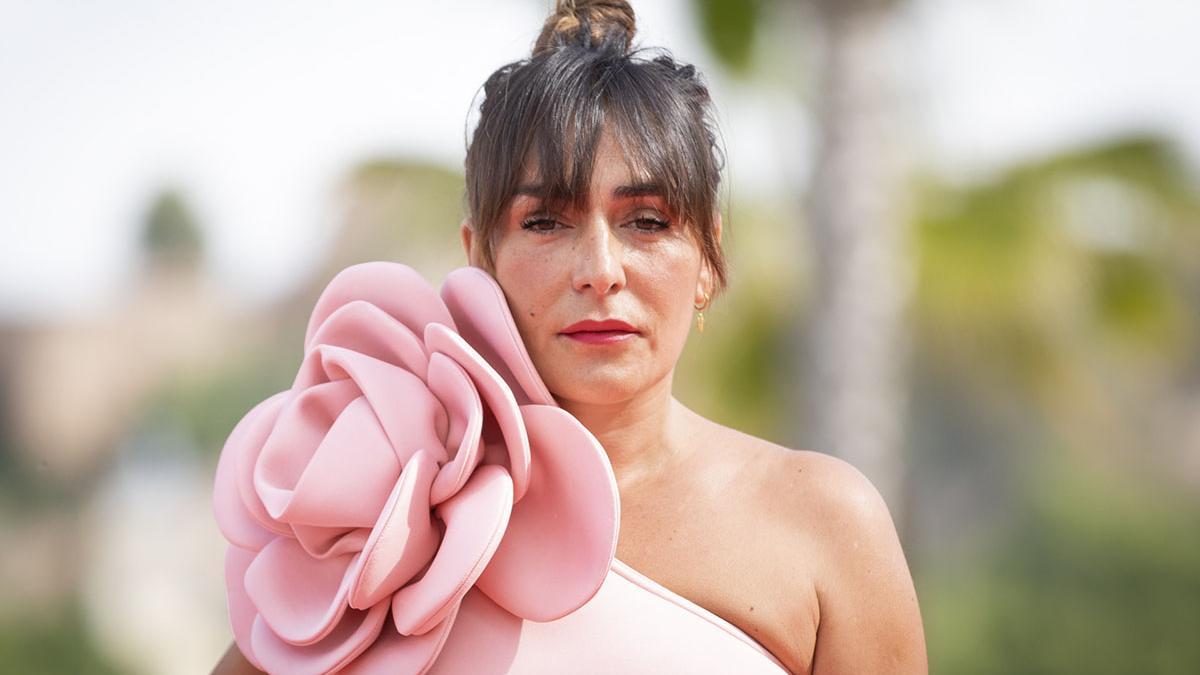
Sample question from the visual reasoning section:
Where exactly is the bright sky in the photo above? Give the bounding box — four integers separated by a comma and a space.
2, 0, 1197, 321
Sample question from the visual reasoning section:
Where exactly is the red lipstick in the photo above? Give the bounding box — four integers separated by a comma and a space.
559, 318, 639, 345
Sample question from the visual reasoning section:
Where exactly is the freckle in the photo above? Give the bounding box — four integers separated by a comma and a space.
749, 606, 755, 612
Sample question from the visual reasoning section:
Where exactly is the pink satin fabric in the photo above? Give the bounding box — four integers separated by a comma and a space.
213, 262, 788, 674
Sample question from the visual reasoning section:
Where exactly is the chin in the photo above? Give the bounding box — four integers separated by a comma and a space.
549, 362, 662, 403
547, 371, 646, 406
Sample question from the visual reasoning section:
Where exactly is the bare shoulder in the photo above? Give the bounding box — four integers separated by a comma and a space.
705, 423, 888, 531
704, 425, 928, 674
212, 641, 262, 674
765, 446, 894, 538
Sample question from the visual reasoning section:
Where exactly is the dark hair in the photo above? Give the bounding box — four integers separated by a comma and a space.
463, 0, 728, 296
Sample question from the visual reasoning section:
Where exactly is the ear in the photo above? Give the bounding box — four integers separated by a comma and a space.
460, 219, 480, 267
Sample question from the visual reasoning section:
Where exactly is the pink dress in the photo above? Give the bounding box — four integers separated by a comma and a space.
213, 262, 790, 674
419, 559, 790, 674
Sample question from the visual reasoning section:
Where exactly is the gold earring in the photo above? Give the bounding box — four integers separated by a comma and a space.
694, 292, 711, 333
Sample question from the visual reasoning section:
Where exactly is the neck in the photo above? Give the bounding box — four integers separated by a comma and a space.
556, 372, 693, 489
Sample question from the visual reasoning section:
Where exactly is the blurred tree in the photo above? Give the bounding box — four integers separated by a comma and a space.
693, 0, 914, 514
911, 135, 1200, 465
0, 601, 122, 675
693, 0, 762, 74
141, 159, 469, 466
922, 453, 1200, 675
910, 134, 1200, 673
140, 188, 204, 272
325, 159, 467, 284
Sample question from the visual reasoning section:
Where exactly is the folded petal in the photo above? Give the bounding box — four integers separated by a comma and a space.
224, 545, 266, 672
424, 323, 530, 501
426, 353, 485, 506
347, 449, 440, 610
304, 262, 455, 353
317, 346, 450, 465
281, 395, 401, 529
291, 525, 372, 560
228, 391, 294, 538
254, 378, 363, 521
303, 299, 430, 382
244, 537, 356, 645
391, 465, 513, 636
476, 404, 619, 621
440, 267, 554, 407
214, 396, 282, 550
251, 602, 389, 675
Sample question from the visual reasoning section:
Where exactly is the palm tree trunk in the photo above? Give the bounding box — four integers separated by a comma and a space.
804, 0, 913, 515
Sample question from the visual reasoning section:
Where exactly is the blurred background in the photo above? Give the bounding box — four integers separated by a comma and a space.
2, 0, 1198, 672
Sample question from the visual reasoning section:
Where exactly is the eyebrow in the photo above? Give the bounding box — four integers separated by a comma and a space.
513, 182, 665, 199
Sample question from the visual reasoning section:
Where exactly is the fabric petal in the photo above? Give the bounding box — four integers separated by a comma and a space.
440, 266, 554, 406
390, 465, 514, 636
426, 353, 485, 506
229, 391, 294, 538
244, 537, 356, 645
476, 404, 619, 621
303, 262, 455, 353
254, 378, 363, 521
424, 323, 531, 501
317, 346, 450, 465
213, 397, 281, 551
251, 602, 389, 675
224, 546, 266, 671
286, 395, 402, 529
303, 299, 430, 382
347, 449, 440, 610
291, 525, 372, 560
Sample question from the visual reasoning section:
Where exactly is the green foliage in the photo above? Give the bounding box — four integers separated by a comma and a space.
912, 134, 1199, 394
140, 188, 203, 266
909, 133, 1200, 674
923, 456, 1200, 674
0, 601, 123, 675
680, 284, 796, 439
675, 198, 805, 441
1090, 251, 1182, 349
691, 0, 762, 74
141, 335, 301, 462
338, 159, 467, 276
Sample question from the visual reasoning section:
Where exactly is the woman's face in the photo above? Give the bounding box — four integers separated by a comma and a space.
462, 128, 717, 406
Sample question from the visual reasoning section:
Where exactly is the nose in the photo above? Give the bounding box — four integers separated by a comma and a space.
572, 219, 625, 296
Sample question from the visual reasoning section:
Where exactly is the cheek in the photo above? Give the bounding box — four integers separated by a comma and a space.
492, 242, 558, 346
629, 245, 701, 322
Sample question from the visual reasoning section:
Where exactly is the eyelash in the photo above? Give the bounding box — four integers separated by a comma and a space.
519, 216, 671, 234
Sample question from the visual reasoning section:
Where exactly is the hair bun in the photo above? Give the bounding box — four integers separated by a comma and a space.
533, 0, 637, 57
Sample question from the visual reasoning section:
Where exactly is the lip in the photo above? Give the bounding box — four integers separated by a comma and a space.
559, 318, 639, 334
559, 318, 639, 345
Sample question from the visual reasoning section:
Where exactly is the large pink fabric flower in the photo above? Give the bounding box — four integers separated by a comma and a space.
213, 262, 619, 674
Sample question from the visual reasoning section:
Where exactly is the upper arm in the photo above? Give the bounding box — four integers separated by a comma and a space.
800, 453, 927, 675
212, 641, 262, 675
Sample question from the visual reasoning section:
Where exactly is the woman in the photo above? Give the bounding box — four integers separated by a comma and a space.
215, 1, 925, 672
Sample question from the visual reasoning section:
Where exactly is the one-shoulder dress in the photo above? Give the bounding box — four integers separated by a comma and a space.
408, 557, 790, 673
213, 262, 791, 674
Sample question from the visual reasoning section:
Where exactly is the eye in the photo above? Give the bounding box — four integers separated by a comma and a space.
520, 216, 562, 234
629, 216, 670, 233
